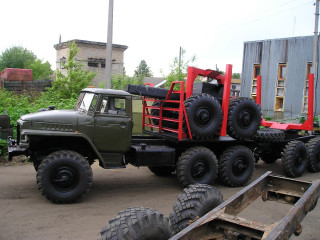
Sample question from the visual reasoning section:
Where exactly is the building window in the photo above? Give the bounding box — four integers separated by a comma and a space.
274, 63, 287, 111
303, 63, 313, 113
101, 63, 105, 68
251, 64, 261, 101
88, 61, 99, 67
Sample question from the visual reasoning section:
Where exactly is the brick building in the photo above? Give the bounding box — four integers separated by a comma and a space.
54, 39, 128, 86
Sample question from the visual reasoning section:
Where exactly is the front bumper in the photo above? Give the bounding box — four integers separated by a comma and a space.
7, 137, 28, 161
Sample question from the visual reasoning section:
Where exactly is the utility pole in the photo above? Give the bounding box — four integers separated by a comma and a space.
313, 0, 319, 77
105, 0, 114, 89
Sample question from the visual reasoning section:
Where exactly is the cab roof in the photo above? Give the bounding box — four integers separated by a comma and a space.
81, 88, 131, 96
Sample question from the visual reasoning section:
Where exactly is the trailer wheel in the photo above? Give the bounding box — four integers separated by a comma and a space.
184, 94, 222, 139
100, 207, 172, 240
306, 137, 320, 172
177, 146, 218, 187
36, 150, 92, 203
227, 97, 261, 140
169, 184, 223, 234
252, 128, 285, 142
148, 166, 175, 176
281, 140, 309, 177
219, 145, 254, 187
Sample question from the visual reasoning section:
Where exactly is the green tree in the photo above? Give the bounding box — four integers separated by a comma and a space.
164, 48, 196, 89
52, 41, 96, 98
28, 59, 53, 80
0, 46, 36, 71
232, 73, 241, 79
134, 60, 153, 79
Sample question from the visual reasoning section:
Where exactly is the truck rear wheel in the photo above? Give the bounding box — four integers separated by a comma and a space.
219, 145, 254, 187
227, 97, 261, 140
100, 207, 172, 240
36, 150, 93, 203
184, 94, 222, 139
282, 140, 309, 177
169, 184, 223, 234
307, 137, 320, 173
177, 146, 218, 187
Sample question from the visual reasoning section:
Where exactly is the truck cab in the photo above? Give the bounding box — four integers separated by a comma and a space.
11, 88, 133, 169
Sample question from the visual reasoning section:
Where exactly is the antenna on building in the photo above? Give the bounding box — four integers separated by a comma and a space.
59, 34, 62, 43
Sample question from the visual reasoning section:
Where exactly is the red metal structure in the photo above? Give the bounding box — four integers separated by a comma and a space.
142, 65, 233, 140
257, 74, 314, 131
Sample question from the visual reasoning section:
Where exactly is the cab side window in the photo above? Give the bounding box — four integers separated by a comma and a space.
99, 96, 126, 115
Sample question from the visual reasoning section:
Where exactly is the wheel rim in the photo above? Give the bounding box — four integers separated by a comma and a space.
232, 158, 247, 176
191, 160, 209, 179
51, 165, 79, 192
237, 110, 252, 128
195, 108, 212, 126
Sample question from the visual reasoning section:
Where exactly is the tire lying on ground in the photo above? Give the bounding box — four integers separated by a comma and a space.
169, 184, 223, 235
218, 145, 255, 187
100, 207, 172, 240
184, 93, 223, 139
36, 150, 93, 204
281, 140, 309, 178
227, 97, 262, 140
307, 137, 320, 172
176, 146, 219, 187
252, 128, 285, 143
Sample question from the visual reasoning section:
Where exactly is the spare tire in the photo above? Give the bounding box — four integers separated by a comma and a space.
184, 94, 223, 139
252, 128, 285, 143
227, 97, 262, 140
150, 101, 179, 129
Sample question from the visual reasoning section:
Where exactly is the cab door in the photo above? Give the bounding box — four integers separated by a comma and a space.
94, 96, 132, 153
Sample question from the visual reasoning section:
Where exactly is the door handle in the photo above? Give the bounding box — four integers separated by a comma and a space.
120, 122, 127, 128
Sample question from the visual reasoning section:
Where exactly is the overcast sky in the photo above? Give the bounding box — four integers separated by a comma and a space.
0, 0, 315, 76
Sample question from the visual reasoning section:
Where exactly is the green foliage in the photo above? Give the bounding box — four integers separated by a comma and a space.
0, 46, 36, 71
100, 74, 144, 90
134, 60, 153, 82
232, 73, 241, 79
0, 139, 7, 156
52, 41, 96, 98
300, 116, 306, 124
0, 89, 77, 129
264, 116, 273, 121
164, 48, 196, 89
28, 59, 53, 80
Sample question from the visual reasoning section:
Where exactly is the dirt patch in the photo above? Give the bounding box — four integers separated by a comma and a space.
0, 155, 31, 167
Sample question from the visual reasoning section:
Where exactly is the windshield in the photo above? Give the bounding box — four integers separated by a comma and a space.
74, 92, 98, 112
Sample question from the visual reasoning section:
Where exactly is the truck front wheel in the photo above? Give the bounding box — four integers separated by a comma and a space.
36, 150, 93, 203
177, 146, 218, 187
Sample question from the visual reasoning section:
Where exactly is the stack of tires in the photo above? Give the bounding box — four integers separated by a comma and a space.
100, 184, 224, 240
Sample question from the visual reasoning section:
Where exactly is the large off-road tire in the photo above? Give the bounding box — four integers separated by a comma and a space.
169, 184, 223, 234
36, 150, 93, 203
177, 146, 218, 187
227, 97, 262, 140
148, 166, 175, 176
100, 207, 172, 240
219, 145, 254, 187
281, 140, 309, 178
307, 137, 320, 172
184, 94, 223, 139
252, 128, 285, 143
